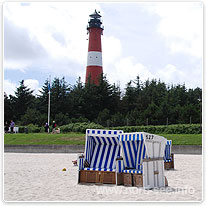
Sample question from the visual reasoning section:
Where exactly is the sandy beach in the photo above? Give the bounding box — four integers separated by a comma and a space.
4, 153, 202, 202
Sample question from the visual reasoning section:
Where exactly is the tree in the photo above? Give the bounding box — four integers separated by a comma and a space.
13, 80, 35, 122
3, 75, 202, 127
96, 108, 110, 126
20, 108, 42, 126
37, 77, 70, 124
4, 92, 14, 122
110, 112, 125, 126
36, 79, 50, 114
68, 77, 86, 119
50, 77, 69, 119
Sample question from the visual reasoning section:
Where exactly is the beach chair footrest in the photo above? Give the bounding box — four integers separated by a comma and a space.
123, 173, 133, 186
123, 173, 143, 187
133, 174, 143, 187
79, 170, 116, 184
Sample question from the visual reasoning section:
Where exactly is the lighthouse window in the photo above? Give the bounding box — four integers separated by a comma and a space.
96, 56, 98, 58
90, 56, 92, 58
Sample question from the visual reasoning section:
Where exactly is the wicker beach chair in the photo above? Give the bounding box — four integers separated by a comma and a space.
78, 129, 123, 184
164, 140, 174, 170
116, 133, 146, 186
116, 132, 168, 189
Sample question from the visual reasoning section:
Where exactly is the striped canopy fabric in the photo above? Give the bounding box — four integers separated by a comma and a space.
89, 136, 120, 170
119, 133, 146, 170
84, 135, 95, 165
84, 130, 123, 171
84, 129, 123, 165
119, 133, 144, 141
86, 129, 123, 136
164, 140, 172, 161
116, 159, 124, 173
78, 157, 84, 171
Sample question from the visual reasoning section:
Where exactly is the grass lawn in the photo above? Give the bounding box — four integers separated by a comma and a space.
4, 133, 202, 145
4, 133, 85, 145
157, 134, 202, 145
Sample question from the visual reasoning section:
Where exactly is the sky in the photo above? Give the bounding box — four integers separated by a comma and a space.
3, 1, 203, 96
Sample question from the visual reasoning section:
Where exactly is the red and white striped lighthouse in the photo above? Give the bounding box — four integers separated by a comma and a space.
85, 10, 104, 85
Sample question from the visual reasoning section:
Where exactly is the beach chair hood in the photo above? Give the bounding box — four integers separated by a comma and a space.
84, 129, 123, 171
143, 133, 167, 158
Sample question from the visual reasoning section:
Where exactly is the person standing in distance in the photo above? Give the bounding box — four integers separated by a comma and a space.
4, 121, 9, 133
10, 120, 15, 134
44, 122, 49, 133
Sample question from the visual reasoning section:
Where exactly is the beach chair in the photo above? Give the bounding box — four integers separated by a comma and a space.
164, 140, 174, 170
78, 129, 123, 184
116, 132, 168, 189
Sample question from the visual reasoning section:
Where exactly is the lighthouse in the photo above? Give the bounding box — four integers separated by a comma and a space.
85, 10, 104, 85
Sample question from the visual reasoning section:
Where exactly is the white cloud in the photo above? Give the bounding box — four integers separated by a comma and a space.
4, 80, 17, 96
4, 2, 126, 87
4, 60, 30, 72
102, 35, 122, 64
156, 64, 185, 85
155, 63, 202, 88
105, 56, 154, 88
24, 79, 40, 95
4, 2, 101, 71
4, 79, 41, 96
103, 2, 202, 89
144, 2, 203, 59
106, 59, 202, 89
3, 2, 202, 92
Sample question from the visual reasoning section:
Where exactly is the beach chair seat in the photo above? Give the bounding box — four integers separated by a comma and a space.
83, 168, 115, 172
122, 169, 142, 174
164, 159, 173, 162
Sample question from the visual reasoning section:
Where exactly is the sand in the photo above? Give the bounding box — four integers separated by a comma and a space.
4, 153, 202, 202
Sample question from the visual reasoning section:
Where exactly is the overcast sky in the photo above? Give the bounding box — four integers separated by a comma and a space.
3, 1, 203, 96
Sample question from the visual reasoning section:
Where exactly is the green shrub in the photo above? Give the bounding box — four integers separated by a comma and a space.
17, 126, 26, 133
16, 123, 201, 134
16, 124, 42, 133
59, 124, 74, 133
108, 124, 201, 134
60, 122, 104, 133
26, 124, 41, 133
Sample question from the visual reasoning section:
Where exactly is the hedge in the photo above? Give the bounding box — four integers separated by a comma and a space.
108, 124, 201, 134
60, 122, 104, 133
17, 122, 103, 133
15, 123, 201, 134
18, 124, 42, 133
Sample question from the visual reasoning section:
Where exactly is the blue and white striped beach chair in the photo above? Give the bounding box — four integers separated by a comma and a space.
116, 132, 168, 188
115, 132, 147, 186
78, 129, 123, 184
164, 140, 174, 169
117, 133, 146, 174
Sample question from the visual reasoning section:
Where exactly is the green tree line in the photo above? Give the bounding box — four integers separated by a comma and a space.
4, 75, 202, 127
